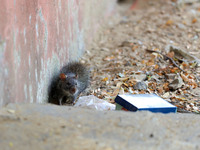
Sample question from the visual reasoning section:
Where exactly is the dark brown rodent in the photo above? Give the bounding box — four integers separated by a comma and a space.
48, 62, 89, 105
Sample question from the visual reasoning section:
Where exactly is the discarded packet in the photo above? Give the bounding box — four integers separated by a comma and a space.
115, 94, 177, 113
74, 95, 116, 111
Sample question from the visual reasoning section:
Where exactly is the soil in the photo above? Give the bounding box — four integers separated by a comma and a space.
1, 0, 200, 150
82, 0, 200, 113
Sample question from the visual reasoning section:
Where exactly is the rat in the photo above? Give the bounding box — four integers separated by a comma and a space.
48, 62, 89, 105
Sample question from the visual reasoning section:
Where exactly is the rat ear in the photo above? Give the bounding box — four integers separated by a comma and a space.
60, 73, 66, 80
70, 87, 76, 94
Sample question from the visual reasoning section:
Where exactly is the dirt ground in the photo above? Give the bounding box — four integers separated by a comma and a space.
82, 0, 200, 113
1, 0, 200, 149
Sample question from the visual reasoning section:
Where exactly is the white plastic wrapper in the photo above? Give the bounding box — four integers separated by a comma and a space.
74, 95, 116, 111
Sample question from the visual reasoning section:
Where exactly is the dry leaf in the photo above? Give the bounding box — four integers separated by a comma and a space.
166, 20, 173, 26
188, 79, 197, 89
182, 62, 188, 67
123, 83, 129, 87
192, 18, 197, 24
103, 56, 115, 61
154, 64, 159, 69
118, 77, 129, 82
141, 60, 146, 64
148, 82, 157, 90
102, 77, 108, 82
157, 87, 163, 94
163, 82, 169, 91
124, 88, 129, 92
128, 83, 133, 87
181, 73, 189, 82
162, 92, 170, 99
183, 90, 187, 94
139, 90, 146, 94
167, 51, 174, 58
116, 82, 123, 88
188, 75, 195, 79
157, 72, 163, 76
132, 45, 139, 51
170, 67, 179, 73
146, 61, 154, 66
112, 88, 120, 96
128, 78, 136, 84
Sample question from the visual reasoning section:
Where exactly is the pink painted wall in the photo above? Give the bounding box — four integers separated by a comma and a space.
0, 0, 116, 106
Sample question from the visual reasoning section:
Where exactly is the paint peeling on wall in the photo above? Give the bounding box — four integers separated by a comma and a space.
0, 0, 116, 106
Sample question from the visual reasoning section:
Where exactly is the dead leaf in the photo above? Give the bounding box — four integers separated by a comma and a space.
192, 18, 197, 24
146, 62, 154, 66
157, 72, 163, 76
139, 90, 146, 94
112, 88, 120, 96
157, 87, 164, 94
182, 62, 188, 67
166, 20, 173, 26
116, 82, 123, 88
102, 77, 108, 82
180, 73, 189, 82
154, 64, 159, 69
167, 51, 174, 58
117, 77, 129, 82
162, 92, 170, 99
163, 82, 169, 91
188, 79, 197, 89
123, 83, 129, 87
141, 60, 146, 64
103, 56, 115, 61
170, 67, 179, 73
188, 75, 195, 79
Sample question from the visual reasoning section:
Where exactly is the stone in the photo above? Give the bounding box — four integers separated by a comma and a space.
169, 75, 184, 90
133, 81, 147, 90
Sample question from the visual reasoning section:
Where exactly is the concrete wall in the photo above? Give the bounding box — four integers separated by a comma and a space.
0, 0, 116, 106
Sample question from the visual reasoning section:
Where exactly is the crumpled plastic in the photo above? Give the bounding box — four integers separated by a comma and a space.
74, 95, 116, 111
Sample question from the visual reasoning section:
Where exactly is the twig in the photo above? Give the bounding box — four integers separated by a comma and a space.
146, 49, 185, 72
187, 91, 199, 97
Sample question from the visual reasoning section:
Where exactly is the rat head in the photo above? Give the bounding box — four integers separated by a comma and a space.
58, 73, 78, 94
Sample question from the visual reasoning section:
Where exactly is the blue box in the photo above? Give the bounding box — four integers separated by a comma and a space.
115, 94, 177, 113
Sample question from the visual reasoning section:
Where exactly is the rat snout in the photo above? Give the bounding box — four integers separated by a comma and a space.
70, 87, 76, 94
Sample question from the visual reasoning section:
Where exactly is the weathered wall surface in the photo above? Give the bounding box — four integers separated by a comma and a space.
0, 0, 116, 106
